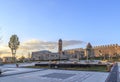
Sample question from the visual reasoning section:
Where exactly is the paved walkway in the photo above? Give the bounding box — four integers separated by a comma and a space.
0, 68, 108, 82
0, 68, 45, 77
0, 63, 110, 82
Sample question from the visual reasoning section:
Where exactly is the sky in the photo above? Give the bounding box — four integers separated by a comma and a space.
0, 0, 120, 57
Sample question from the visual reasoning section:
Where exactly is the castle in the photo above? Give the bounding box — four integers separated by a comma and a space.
31, 39, 120, 61
64, 43, 120, 58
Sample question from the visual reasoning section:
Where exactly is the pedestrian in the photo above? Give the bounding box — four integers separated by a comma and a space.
16, 63, 19, 67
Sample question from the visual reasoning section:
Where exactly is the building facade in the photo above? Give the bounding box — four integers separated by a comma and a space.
31, 50, 68, 61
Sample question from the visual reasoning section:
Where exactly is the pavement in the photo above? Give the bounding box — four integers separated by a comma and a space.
0, 63, 109, 82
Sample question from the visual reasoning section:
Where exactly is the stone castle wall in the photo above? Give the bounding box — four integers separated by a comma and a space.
93, 44, 120, 57
64, 44, 120, 57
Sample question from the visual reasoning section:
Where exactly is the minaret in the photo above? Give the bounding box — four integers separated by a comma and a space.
58, 39, 62, 55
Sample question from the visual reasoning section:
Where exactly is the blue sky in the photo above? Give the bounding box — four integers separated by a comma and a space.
0, 0, 120, 47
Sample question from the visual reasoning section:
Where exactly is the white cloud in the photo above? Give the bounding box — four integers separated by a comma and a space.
20, 39, 84, 51
0, 39, 85, 58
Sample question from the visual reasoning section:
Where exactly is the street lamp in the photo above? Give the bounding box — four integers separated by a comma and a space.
48, 54, 51, 68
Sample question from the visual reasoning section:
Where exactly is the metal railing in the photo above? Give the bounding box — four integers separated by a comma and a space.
105, 63, 119, 82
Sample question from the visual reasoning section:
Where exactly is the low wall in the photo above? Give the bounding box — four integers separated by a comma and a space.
35, 63, 107, 68
105, 63, 119, 82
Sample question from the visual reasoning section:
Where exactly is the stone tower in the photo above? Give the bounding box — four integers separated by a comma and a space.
86, 42, 94, 60
58, 39, 62, 55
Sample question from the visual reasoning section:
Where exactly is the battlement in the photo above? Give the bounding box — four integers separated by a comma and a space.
64, 44, 119, 53
93, 44, 119, 49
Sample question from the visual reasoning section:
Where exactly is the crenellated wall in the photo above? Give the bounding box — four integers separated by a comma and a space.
93, 44, 118, 48
64, 44, 120, 57
93, 44, 120, 57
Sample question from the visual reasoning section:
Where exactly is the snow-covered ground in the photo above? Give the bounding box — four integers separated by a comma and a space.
0, 63, 109, 82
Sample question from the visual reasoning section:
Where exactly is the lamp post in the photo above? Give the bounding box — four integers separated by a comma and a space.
76, 51, 80, 62
48, 54, 51, 68
59, 54, 60, 64
108, 55, 110, 61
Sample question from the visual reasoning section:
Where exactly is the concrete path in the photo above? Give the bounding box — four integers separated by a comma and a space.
0, 63, 109, 82
0, 69, 108, 82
